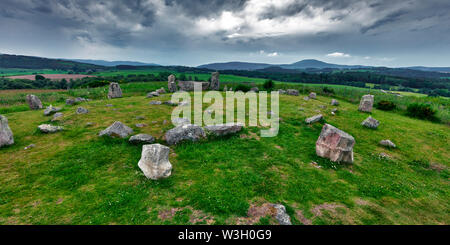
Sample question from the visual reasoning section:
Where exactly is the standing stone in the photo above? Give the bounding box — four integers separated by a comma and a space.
26, 94, 43, 110
0, 115, 14, 147
210, 72, 220, 90
361, 116, 380, 129
358, 94, 374, 112
316, 124, 355, 163
168, 75, 177, 93
165, 124, 206, 145
309, 92, 317, 99
98, 121, 133, 138
138, 144, 172, 180
108, 82, 123, 99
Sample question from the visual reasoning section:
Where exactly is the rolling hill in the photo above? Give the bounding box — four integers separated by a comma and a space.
0, 54, 104, 71
68, 59, 160, 67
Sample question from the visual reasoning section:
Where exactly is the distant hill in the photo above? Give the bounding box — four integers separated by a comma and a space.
0, 54, 104, 71
405, 66, 450, 73
198, 59, 371, 71
69, 59, 160, 67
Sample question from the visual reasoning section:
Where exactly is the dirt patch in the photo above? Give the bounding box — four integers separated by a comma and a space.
295, 210, 312, 225
274, 145, 283, 150
236, 203, 278, 225
240, 131, 260, 141
6, 74, 95, 81
158, 208, 181, 221
310, 203, 346, 217
56, 198, 64, 205
189, 209, 215, 225
430, 162, 446, 172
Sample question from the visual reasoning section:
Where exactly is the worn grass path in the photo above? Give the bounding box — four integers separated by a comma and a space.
0, 91, 449, 224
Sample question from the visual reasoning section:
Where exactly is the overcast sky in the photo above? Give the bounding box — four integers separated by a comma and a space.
1, 0, 449, 67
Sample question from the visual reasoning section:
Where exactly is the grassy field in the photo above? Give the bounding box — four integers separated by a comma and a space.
0, 68, 69, 77
0, 87, 449, 224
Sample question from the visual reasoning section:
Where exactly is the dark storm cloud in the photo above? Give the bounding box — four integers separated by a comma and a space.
0, 0, 449, 66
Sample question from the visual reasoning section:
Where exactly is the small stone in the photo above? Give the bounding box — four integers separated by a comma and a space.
303, 96, 310, 101
24, 144, 35, 150
250, 87, 259, 92
309, 92, 317, 99
361, 116, 380, 129
286, 89, 299, 96
38, 124, 63, 133
163, 101, 178, 106
106, 104, 114, 107
43, 105, 61, 116
52, 112, 63, 121
278, 89, 286, 94
379, 139, 396, 148
156, 87, 166, 94
305, 114, 323, 124
129, 134, 155, 144
76, 107, 89, 114
98, 121, 133, 138
136, 116, 145, 120
331, 99, 339, 106
135, 123, 147, 128
172, 117, 190, 126
149, 101, 162, 105
86, 122, 94, 126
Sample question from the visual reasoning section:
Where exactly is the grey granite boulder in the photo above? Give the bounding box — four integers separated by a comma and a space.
165, 124, 206, 145
43, 105, 61, 116
26, 94, 43, 110
380, 139, 396, 148
361, 116, 380, 129
316, 124, 355, 163
138, 144, 172, 180
358, 94, 374, 112
286, 89, 299, 96
108, 82, 123, 99
0, 115, 14, 147
99, 121, 133, 138
76, 107, 89, 114
272, 204, 292, 225
210, 72, 220, 90
309, 92, 317, 99
38, 124, 63, 133
305, 114, 323, 124
204, 123, 244, 136
129, 134, 155, 144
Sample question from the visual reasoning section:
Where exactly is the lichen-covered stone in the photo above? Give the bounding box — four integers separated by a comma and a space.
316, 124, 355, 163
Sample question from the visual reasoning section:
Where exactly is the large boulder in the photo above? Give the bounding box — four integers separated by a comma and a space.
138, 144, 172, 180
165, 124, 206, 145
305, 114, 323, 124
43, 105, 61, 116
26, 94, 43, 110
361, 116, 380, 129
210, 72, 220, 90
178, 81, 209, 91
379, 139, 396, 148
316, 124, 355, 163
98, 121, 133, 138
309, 92, 317, 99
38, 124, 63, 133
0, 115, 14, 147
129, 134, 155, 144
108, 82, 123, 99
286, 89, 299, 96
168, 74, 177, 92
358, 94, 374, 112
204, 123, 243, 136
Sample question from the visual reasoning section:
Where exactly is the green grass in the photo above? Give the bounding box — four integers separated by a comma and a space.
0, 68, 69, 77
0, 88, 449, 225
